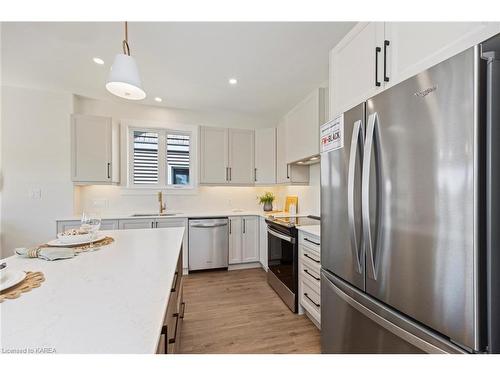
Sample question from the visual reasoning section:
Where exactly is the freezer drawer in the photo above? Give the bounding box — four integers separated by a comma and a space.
321, 271, 467, 354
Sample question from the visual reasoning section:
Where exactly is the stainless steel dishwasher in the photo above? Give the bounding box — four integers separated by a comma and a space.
188, 218, 229, 271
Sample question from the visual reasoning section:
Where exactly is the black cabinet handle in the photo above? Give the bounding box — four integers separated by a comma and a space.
286, 164, 290, 179
254, 168, 257, 182
375, 46, 381, 87
304, 253, 320, 264
229, 219, 232, 234
179, 301, 186, 319
304, 269, 320, 281
304, 238, 320, 246
243, 219, 246, 234
171, 271, 178, 293
161, 325, 168, 354
168, 312, 180, 344
304, 293, 320, 307
107, 162, 111, 179
383, 40, 390, 82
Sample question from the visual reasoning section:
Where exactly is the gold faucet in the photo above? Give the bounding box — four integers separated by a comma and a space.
158, 191, 166, 214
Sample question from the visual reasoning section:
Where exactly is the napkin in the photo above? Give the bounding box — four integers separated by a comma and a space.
15, 247, 75, 261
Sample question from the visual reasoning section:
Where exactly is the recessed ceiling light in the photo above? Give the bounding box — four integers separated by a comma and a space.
229, 78, 238, 85
154, 97, 162, 103
93, 57, 104, 65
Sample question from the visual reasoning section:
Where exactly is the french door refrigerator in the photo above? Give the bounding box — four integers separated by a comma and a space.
321, 34, 500, 354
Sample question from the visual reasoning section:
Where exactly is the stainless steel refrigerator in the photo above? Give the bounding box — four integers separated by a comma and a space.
320, 34, 500, 354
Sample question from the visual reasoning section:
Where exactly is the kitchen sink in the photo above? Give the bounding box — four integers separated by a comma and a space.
130, 213, 179, 217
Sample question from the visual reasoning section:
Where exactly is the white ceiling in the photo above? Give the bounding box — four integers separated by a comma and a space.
1, 22, 354, 121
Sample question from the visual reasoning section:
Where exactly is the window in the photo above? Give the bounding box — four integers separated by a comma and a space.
129, 128, 192, 188
133, 131, 159, 185
167, 133, 190, 185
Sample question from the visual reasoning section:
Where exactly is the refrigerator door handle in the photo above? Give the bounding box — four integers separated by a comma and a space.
348, 119, 363, 274
362, 112, 378, 280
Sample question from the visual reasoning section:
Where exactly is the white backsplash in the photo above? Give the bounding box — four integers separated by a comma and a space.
76, 163, 321, 217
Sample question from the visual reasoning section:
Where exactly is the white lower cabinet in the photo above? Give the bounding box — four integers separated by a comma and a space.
56, 219, 119, 233
229, 216, 259, 265
259, 216, 268, 270
298, 230, 321, 328
118, 218, 155, 229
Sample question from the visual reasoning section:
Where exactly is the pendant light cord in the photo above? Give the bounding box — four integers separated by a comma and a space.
122, 21, 130, 56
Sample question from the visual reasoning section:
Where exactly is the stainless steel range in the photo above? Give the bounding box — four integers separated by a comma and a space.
265, 215, 320, 312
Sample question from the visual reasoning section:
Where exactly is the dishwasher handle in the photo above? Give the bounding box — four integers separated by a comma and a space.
190, 222, 228, 228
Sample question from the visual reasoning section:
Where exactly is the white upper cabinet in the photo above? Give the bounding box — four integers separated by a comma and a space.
285, 87, 328, 163
276, 118, 309, 185
330, 22, 500, 118
384, 22, 500, 88
276, 118, 289, 184
228, 129, 255, 184
199, 126, 255, 185
199, 127, 228, 184
330, 22, 385, 118
255, 127, 276, 184
71, 114, 119, 184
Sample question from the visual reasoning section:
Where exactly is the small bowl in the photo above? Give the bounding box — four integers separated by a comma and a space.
57, 232, 92, 244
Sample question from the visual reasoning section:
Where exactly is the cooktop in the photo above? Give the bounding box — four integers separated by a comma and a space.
267, 215, 320, 228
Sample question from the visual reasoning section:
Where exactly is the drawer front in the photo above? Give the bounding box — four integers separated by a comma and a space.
300, 280, 321, 322
300, 245, 321, 268
300, 261, 321, 289
299, 232, 321, 253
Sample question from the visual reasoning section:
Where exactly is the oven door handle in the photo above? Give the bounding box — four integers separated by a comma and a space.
267, 228, 295, 244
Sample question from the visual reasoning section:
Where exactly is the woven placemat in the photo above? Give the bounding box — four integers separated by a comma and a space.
0, 271, 45, 303
38, 236, 115, 254
68, 236, 114, 253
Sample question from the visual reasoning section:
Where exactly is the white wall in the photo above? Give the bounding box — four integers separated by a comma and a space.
281, 163, 320, 216
1, 86, 74, 255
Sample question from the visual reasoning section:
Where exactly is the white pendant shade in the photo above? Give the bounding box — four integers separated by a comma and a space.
106, 53, 146, 100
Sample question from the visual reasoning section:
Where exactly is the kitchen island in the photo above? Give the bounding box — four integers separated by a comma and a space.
0, 228, 185, 354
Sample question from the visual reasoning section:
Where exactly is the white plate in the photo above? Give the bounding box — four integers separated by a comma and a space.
0, 270, 27, 292
47, 234, 106, 247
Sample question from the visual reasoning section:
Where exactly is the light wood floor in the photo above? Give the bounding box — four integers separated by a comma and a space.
179, 268, 321, 354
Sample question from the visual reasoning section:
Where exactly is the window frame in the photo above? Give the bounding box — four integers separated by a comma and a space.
122, 120, 197, 193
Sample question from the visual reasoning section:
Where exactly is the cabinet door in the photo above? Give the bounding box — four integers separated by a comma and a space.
385, 22, 500, 88
228, 129, 255, 184
255, 128, 276, 184
229, 217, 242, 264
276, 119, 289, 184
155, 218, 187, 228
100, 219, 119, 230
259, 216, 268, 269
285, 88, 326, 163
118, 219, 155, 229
71, 114, 113, 183
199, 126, 228, 184
241, 216, 259, 263
330, 22, 385, 118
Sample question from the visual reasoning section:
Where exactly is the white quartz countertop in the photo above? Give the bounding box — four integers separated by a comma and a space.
0, 228, 184, 354
297, 225, 321, 238
56, 210, 308, 222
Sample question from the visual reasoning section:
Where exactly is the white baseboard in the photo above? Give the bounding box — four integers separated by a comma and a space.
228, 262, 262, 271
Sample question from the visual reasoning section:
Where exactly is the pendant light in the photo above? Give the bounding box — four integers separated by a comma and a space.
106, 22, 146, 100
